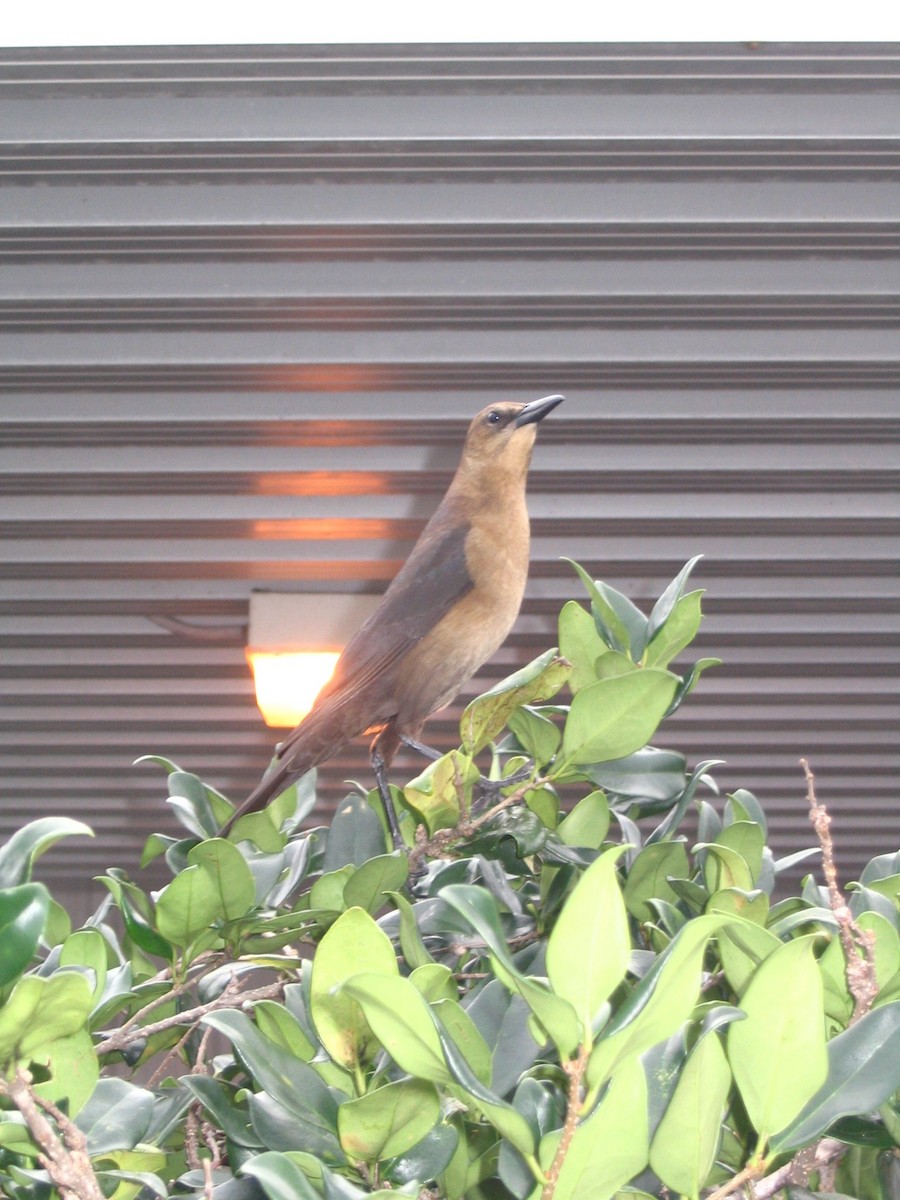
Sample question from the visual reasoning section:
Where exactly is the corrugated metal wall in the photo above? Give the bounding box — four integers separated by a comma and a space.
1, 42, 897, 915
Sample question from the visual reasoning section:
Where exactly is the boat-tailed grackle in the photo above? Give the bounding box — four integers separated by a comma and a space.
224, 393, 564, 840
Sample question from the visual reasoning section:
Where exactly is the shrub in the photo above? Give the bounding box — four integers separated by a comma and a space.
0, 560, 897, 1200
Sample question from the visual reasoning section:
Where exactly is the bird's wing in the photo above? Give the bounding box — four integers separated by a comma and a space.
275, 509, 472, 757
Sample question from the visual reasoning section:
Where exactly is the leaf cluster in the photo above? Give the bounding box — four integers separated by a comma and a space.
0, 560, 897, 1200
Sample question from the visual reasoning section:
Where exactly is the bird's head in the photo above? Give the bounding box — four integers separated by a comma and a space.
460, 394, 565, 477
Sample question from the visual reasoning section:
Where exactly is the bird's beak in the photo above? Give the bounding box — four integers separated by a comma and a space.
514, 393, 565, 428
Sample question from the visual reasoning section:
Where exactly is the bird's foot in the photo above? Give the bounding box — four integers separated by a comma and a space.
473, 763, 533, 808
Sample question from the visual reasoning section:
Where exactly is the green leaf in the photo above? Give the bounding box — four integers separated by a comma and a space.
643, 589, 704, 669
564, 559, 647, 660
557, 791, 609, 849
717, 918, 781, 995
154, 865, 222, 947
770, 1000, 900, 1152
713, 821, 765, 886
508, 706, 562, 767
0, 883, 49, 986
441, 883, 582, 1057
0, 818, 93, 888
387, 891, 435, 970
546, 847, 630, 1048
411, 964, 459, 1004
187, 838, 257, 922
32, 1028, 99, 1116
183, 1074, 261, 1147
559, 670, 679, 768
74, 1078, 156, 1155
338, 1080, 441, 1162
310, 906, 398, 1069
432, 997, 493, 1085
0, 972, 94, 1066
59, 928, 109, 1005
696, 842, 754, 893
727, 935, 828, 1138
649, 1030, 732, 1197
253, 1000, 316, 1063
623, 842, 690, 923
431, 1009, 535, 1156
646, 556, 705, 639
558, 600, 610, 693
541, 1058, 649, 1200
202, 1008, 339, 1135
587, 915, 726, 1091
343, 853, 409, 913
460, 649, 571, 755
241, 1150, 322, 1200
322, 792, 387, 870
403, 752, 475, 835
341, 973, 450, 1083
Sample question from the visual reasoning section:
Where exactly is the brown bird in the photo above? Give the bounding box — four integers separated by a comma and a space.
224, 393, 564, 840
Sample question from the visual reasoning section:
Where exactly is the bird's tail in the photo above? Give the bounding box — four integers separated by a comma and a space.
218, 750, 316, 835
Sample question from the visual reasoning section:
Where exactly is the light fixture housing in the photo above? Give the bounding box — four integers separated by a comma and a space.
245, 591, 380, 728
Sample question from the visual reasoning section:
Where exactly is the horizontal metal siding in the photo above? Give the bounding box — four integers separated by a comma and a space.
0, 42, 897, 918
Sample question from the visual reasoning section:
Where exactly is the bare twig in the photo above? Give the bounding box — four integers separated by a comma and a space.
540, 1043, 590, 1200
706, 1137, 846, 1200
801, 758, 879, 1021
0, 1069, 105, 1200
95, 979, 285, 1056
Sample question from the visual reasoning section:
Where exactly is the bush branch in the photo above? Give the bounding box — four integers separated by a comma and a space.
801, 757, 879, 1021
540, 1042, 590, 1200
0, 1069, 105, 1200
95, 979, 285, 1056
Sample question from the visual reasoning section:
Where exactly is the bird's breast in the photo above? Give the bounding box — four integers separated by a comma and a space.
393, 502, 530, 724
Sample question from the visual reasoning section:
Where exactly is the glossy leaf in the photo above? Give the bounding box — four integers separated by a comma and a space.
59, 927, 109, 1005
546, 847, 630, 1046
541, 1058, 649, 1200
241, 1151, 322, 1200
587, 915, 726, 1090
717, 918, 781, 995
202, 1008, 339, 1135
727, 935, 828, 1138
403, 753, 475, 835
341, 973, 450, 1083
556, 791, 609, 849
560, 670, 678, 768
0, 817, 93, 888
0, 883, 49, 986
0, 972, 93, 1065
460, 649, 571, 755
508, 706, 562, 767
155, 865, 222, 947
189, 838, 257, 921
75, 1077, 155, 1155
650, 1029, 731, 1197
338, 1080, 440, 1162
322, 793, 387, 871
441, 883, 582, 1057
310, 906, 398, 1068
558, 600, 610, 693
643, 589, 704, 669
771, 1000, 900, 1152
623, 841, 690, 922
343, 853, 409, 913
646, 555, 705, 641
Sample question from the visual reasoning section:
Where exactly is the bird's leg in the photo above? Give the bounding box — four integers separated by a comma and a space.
370, 728, 406, 852
398, 734, 442, 762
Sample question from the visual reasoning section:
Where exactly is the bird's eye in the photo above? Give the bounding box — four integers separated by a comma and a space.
486, 410, 502, 426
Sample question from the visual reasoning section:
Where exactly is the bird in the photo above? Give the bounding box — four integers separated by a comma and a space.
223, 393, 564, 841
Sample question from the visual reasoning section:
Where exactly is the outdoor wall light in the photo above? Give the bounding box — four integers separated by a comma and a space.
245, 591, 380, 728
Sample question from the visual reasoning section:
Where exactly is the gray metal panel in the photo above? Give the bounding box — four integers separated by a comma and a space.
0, 42, 897, 917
